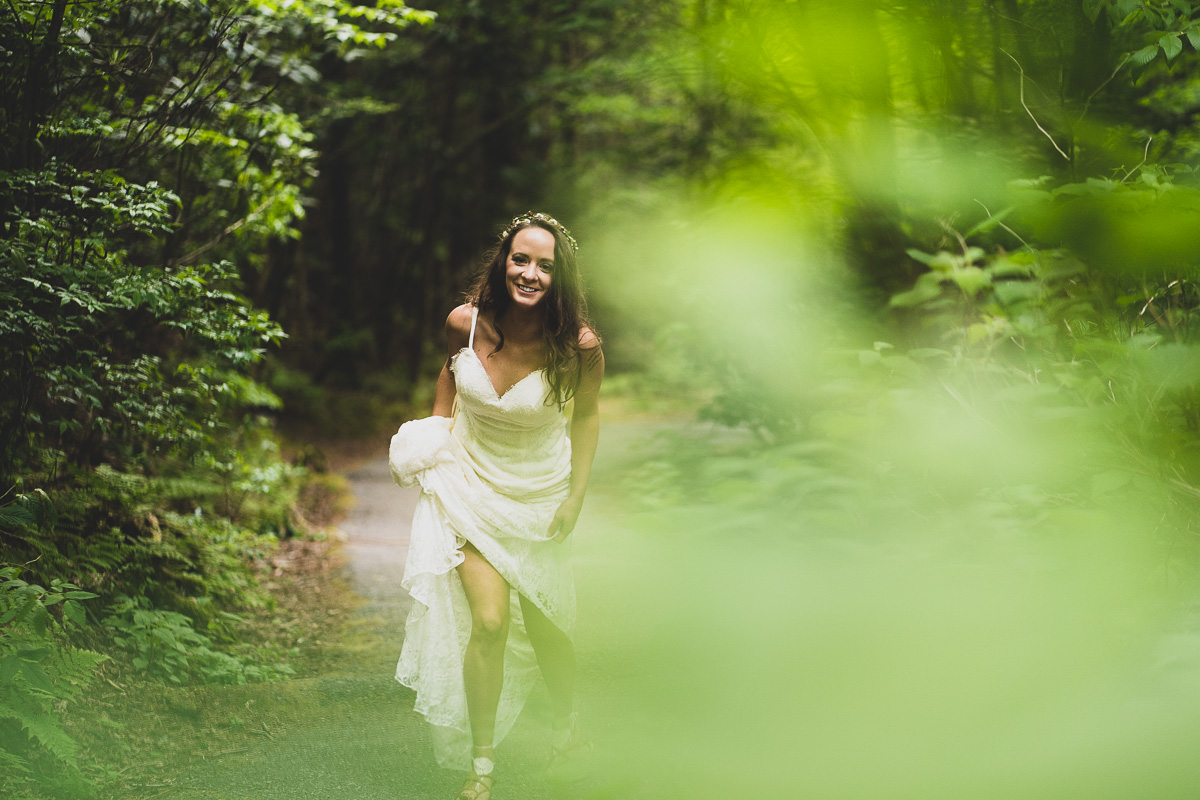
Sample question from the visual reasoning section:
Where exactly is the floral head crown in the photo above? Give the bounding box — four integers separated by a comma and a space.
501, 211, 579, 252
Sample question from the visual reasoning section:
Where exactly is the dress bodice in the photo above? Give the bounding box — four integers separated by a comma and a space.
447, 309, 571, 499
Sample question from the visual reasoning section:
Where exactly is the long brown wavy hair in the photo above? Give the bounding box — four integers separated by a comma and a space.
466, 216, 595, 408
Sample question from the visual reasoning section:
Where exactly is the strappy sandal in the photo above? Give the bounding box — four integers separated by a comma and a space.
547, 712, 594, 776
456, 773, 494, 800
457, 754, 495, 800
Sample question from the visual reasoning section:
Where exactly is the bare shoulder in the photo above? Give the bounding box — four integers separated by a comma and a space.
446, 303, 475, 335
578, 325, 602, 350
445, 303, 475, 353
578, 326, 604, 381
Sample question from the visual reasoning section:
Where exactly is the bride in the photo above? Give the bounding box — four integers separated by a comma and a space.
390, 212, 603, 800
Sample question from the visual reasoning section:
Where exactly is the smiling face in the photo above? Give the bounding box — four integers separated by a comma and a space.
505, 225, 556, 309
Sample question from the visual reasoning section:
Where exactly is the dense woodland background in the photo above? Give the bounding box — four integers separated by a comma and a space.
6, 0, 1200, 796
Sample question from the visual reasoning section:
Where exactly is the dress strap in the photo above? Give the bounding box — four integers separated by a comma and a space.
468, 305, 479, 350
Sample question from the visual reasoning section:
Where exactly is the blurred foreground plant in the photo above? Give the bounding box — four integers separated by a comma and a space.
581, 195, 1200, 797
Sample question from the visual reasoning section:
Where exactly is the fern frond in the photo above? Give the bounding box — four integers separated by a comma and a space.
0, 703, 80, 767
0, 504, 35, 528
46, 646, 108, 698
0, 744, 32, 776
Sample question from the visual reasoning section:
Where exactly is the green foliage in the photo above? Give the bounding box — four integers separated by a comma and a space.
247, 0, 435, 51
3, 432, 301, 604
871, 167, 1200, 566
0, 567, 106, 798
1087, 0, 1200, 68
0, 0, 435, 476
102, 595, 292, 686
0, 8, 405, 773
564, 1, 1200, 605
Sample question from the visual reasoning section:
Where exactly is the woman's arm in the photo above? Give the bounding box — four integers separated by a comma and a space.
548, 331, 604, 542
431, 304, 473, 417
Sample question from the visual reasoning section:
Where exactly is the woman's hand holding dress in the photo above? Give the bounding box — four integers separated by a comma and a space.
548, 494, 583, 542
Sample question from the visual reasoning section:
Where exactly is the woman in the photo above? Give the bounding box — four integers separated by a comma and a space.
390, 212, 603, 800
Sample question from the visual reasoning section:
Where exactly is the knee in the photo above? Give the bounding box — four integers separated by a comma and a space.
471, 609, 509, 643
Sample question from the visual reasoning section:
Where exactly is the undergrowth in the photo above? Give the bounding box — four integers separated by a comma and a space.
0, 420, 338, 798
0, 567, 106, 799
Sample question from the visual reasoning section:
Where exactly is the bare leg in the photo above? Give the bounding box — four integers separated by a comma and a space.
518, 593, 575, 728
457, 543, 511, 755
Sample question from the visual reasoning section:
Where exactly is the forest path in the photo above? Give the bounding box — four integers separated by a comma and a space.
159, 411, 678, 800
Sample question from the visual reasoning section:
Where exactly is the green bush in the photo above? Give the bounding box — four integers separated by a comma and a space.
102, 595, 292, 686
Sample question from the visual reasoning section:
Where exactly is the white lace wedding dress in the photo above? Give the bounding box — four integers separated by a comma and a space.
391, 306, 575, 769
